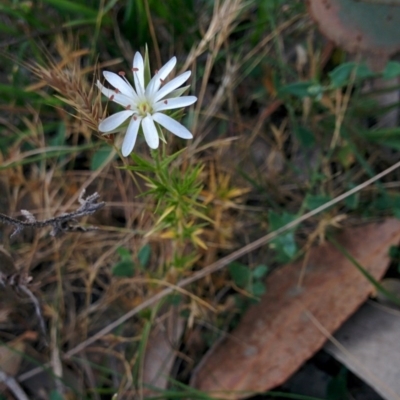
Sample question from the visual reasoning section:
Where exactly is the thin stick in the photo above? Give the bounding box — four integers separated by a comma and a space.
0, 370, 30, 400
18, 159, 400, 382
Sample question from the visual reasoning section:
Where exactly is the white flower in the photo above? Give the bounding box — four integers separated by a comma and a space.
97, 52, 197, 156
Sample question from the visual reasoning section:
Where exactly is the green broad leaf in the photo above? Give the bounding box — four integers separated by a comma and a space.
329, 63, 355, 88
304, 194, 332, 211
329, 62, 374, 88
295, 126, 315, 148
252, 264, 268, 279
383, 61, 400, 79
90, 146, 113, 170
112, 260, 135, 277
229, 262, 251, 288
278, 81, 318, 99
138, 244, 151, 267
251, 281, 266, 297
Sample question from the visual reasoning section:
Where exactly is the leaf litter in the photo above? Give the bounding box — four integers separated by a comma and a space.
191, 218, 400, 399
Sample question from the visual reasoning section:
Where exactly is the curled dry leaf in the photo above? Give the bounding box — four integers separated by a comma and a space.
191, 219, 400, 399
307, 0, 400, 71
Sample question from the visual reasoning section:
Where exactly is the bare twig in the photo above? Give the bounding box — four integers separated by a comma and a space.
0, 191, 105, 238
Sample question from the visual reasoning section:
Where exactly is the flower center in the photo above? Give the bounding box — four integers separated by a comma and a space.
137, 101, 152, 117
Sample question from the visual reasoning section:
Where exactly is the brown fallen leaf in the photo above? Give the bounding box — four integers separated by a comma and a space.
191, 219, 400, 399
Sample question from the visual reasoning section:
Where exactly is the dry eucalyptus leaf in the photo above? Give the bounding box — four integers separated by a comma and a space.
325, 302, 400, 400
191, 219, 400, 399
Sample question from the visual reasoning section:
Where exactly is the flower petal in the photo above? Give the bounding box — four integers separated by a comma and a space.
145, 56, 177, 97
152, 113, 193, 139
154, 71, 191, 102
133, 52, 145, 96
153, 96, 197, 112
98, 110, 134, 132
122, 116, 141, 156
103, 71, 138, 99
97, 81, 132, 108
142, 115, 160, 149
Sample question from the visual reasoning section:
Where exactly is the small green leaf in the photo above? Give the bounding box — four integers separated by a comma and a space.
167, 293, 182, 306
138, 244, 151, 267
268, 211, 298, 261
278, 81, 316, 98
329, 62, 374, 88
251, 281, 266, 297
117, 247, 131, 261
229, 262, 251, 288
383, 61, 400, 79
252, 264, 268, 279
304, 194, 332, 211
295, 126, 315, 148
91, 146, 113, 170
336, 145, 354, 169
112, 260, 135, 277
345, 192, 359, 210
